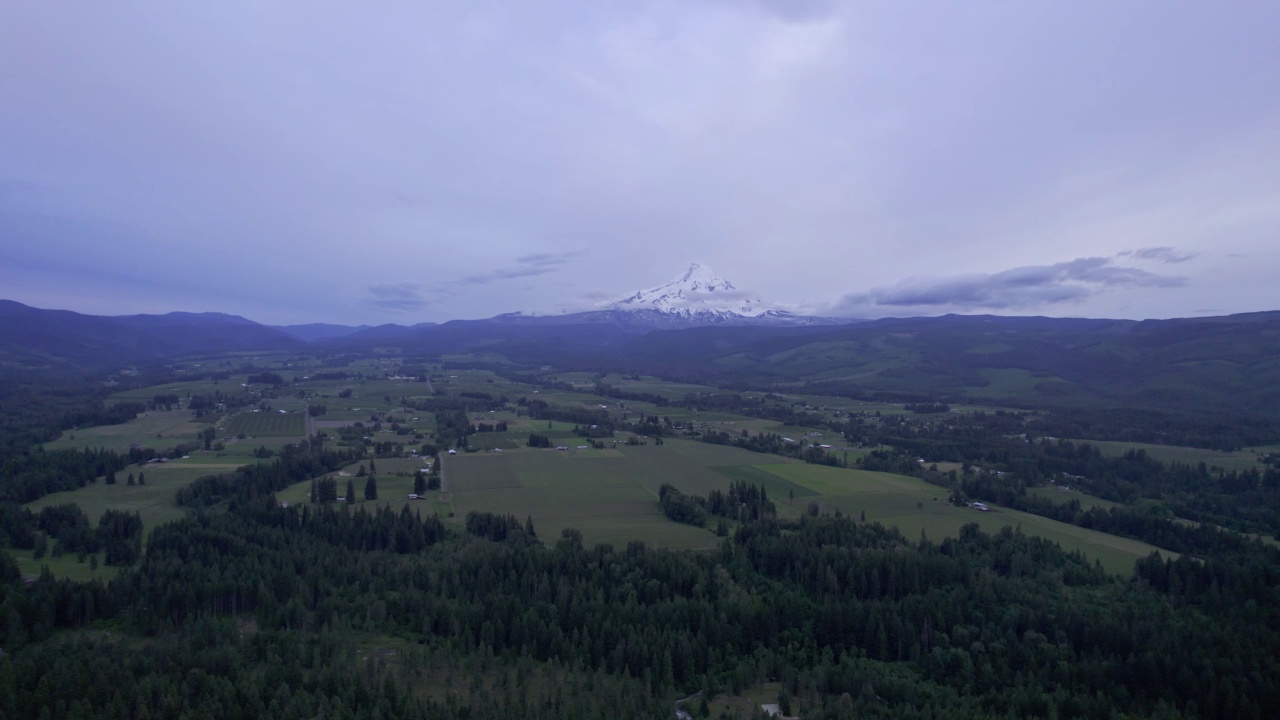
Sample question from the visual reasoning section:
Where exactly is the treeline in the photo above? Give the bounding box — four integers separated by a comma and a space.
592, 382, 672, 407
1031, 406, 1280, 451
659, 481, 777, 528
934, 465, 1275, 557
174, 441, 362, 507
522, 399, 613, 431
188, 389, 255, 415
702, 430, 846, 467
799, 378, 1280, 450
905, 401, 950, 414
657, 484, 707, 527
858, 411, 1280, 534
706, 481, 776, 522
245, 372, 285, 385
8, 497, 1280, 718
0, 446, 174, 504
1, 503, 143, 566
2, 368, 142, 444
465, 511, 537, 544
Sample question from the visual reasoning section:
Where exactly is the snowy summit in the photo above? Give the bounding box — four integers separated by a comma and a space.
603, 263, 781, 319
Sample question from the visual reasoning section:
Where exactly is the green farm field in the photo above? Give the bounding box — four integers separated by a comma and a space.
225, 411, 306, 437
16, 458, 246, 580
1069, 439, 1265, 473
441, 445, 729, 551
433, 438, 1170, 574
761, 463, 1171, 574
25, 461, 243, 538
1027, 485, 1124, 511
43, 409, 206, 452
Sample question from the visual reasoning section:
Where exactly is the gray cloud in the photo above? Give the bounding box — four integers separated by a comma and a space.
460, 265, 558, 286
364, 282, 429, 312
831, 257, 1187, 314
515, 251, 581, 267
1120, 247, 1198, 264
458, 251, 581, 286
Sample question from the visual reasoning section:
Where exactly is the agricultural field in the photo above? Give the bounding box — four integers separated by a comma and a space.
440, 446, 720, 551
225, 410, 306, 437
25, 461, 243, 539
1069, 438, 1266, 473
561, 373, 722, 400
273, 460, 430, 510
17, 457, 247, 580
18, 357, 1186, 582
43, 409, 207, 453
1027, 485, 1124, 511
762, 462, 1166, 574
433, 437, 1170, 575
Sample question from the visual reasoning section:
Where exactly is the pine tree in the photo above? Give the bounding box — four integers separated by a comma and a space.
364, 474, 378, 501
347, 479, 356, 503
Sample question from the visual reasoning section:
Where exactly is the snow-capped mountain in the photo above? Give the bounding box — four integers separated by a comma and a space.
602, 263, 787, 321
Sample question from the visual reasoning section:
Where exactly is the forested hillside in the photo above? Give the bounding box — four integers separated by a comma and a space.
3, 443, 1280, 719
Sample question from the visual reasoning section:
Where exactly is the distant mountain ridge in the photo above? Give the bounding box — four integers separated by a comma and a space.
0, 300, 300, 368
4, 297, 1280, 419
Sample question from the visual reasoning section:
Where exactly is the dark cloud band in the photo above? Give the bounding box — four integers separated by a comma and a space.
832, 254, 1188, 313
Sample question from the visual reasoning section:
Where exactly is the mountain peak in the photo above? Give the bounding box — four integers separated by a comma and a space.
603, 263, 778, 318
676, 262, 729, 288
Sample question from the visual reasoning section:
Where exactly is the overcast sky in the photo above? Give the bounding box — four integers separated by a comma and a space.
2, 2, 1278, 325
